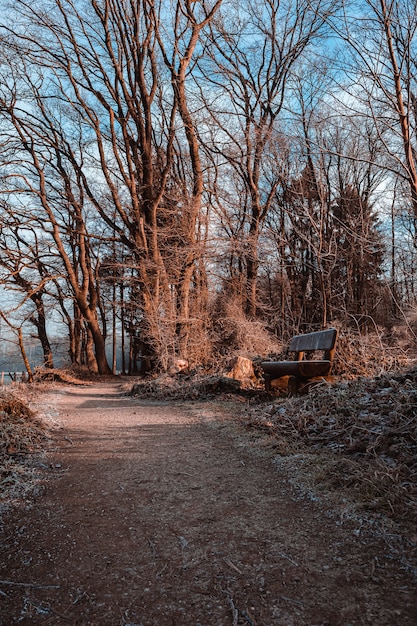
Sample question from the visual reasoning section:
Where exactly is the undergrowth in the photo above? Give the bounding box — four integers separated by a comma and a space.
244, 369, 417, 530
0, 389, 50, 506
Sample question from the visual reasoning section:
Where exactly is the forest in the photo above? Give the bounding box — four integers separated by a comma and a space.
0, 0, 416, 379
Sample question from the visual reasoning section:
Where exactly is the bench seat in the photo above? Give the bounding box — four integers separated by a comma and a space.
260, 359, 332, 380
261, 328, 338, 392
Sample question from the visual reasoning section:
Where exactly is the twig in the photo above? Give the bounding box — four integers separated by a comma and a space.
224, 557, 243, 574
147, 537, 157, 559
279, 552, 299, 567
242, 609, 257, 625
45, 607, 74, 622
0, 580, 60, 590
229, 597, 238, 626
279, 595, 303, 606
156, 563, 168, 578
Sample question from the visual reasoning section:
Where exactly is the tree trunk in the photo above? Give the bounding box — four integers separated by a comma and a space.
18, 328, 33, 383
86, 316, 111, 375
30, 295, 54, 368
379, 0, 417, 219
85, 326, 99, 374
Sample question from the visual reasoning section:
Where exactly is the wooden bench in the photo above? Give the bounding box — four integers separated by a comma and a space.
261, 328, 338, 393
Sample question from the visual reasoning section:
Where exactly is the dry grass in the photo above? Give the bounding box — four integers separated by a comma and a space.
129, 370, 261, 400
243, 369, 417, 531
0, 389, 50, 506
331, 327, 411, 378
33, 366, 99, 384
210, 296, 282, 362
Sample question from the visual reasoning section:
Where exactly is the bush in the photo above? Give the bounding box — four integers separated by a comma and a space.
209, 295, 282, 364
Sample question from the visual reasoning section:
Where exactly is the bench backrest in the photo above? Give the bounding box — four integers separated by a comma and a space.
288, 328, 338, 359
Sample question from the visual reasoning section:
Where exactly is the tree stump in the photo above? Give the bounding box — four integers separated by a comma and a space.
226, 356, 256, 383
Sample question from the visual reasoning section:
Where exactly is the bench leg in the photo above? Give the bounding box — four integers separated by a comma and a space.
264, 373, 272, 391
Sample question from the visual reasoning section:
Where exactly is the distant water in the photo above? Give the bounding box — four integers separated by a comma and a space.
0, 372, 26, 385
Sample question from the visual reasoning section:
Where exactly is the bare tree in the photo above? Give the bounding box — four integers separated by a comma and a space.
0, 0, 223, 368
200, 0, 341, 316
156, 0, 222, 357
0, 47, 112, 373
0, 203, 55, 368
262, 80, 387, 332
332, 0, 417, 223
0, 312, 34, 382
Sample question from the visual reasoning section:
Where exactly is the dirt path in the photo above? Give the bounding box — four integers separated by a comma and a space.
0, 382, 416, 625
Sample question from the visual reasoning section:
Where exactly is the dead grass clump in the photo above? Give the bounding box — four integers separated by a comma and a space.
209, 295, 282, 362
332, 327, 411, 379
0, 389, 50, 504
33, 366, 97, 385
401, 308, 417, 349
0, 393, 34, 421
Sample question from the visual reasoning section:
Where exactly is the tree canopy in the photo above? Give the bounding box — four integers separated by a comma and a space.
0, 0, 416, 375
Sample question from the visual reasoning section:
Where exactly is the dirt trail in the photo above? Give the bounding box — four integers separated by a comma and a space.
0, 382, 416, 625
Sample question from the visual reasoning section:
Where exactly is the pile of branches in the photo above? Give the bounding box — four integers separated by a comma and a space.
0, 390, 50, 504
244, 368, 417, 529
129, 371, 253, 400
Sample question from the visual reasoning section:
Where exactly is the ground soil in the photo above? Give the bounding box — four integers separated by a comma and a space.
0, 381, 416, 625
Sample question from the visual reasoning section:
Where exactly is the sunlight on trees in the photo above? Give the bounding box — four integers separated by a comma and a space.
0, 0, 416, 377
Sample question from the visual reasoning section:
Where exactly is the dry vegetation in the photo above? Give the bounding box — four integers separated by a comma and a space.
0, 389, 50, 508
0, 369, 98, 511
209, 295, 283, 360
244, 372, 417, 524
